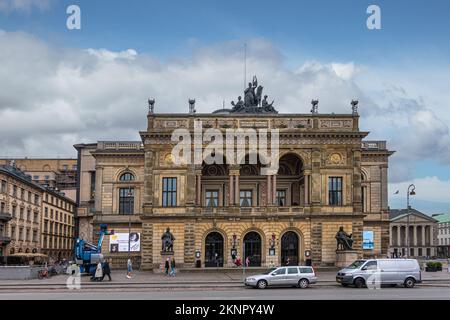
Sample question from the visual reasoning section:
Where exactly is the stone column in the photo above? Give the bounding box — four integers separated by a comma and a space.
94, 166, 103, 213
413, 225, 418, 247
195, 173, 202, 206
272, 175, 277, 205
304, 174, 310, 206
389, 226, 393, 246
234, 174, 240, 206
267, 175, 272, 205
422, 226, 426, 247
229, 175, 234, 206
397, 226, 401, 247
429, 226, 434, 246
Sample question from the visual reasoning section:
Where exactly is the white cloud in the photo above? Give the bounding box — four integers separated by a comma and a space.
390, 176, 450, 205
0, 0, 54, 13
0, 29, 449, 192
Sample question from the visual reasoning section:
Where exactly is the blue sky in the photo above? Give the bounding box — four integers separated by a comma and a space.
0, 0, 450, 213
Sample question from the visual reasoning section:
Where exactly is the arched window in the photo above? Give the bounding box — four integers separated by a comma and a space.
119, 172, 135, 182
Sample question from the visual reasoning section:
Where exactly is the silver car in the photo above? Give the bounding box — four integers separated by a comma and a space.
336, 259, 422, 288
245, 266, 317, 289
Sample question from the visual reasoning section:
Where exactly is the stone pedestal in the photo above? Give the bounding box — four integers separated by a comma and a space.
335, 250, 358, 268
157, 251, 174, 273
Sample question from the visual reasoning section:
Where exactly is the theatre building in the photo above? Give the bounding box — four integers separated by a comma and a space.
75, 81, 393, 269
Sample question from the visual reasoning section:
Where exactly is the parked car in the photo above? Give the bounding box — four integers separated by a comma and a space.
336, 259, 422, 288
245, 266, 317, 289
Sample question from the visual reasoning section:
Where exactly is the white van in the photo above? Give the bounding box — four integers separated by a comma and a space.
336, 259, 422, 288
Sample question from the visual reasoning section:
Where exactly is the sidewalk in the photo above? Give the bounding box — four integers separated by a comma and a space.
1, 270, 450, 286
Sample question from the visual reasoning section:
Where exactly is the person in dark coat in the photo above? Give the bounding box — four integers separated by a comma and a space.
102, 259, 112, 281
164, 258, 170, 275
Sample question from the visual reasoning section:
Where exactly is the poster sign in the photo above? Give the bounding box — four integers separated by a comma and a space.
363, 231, 374, 250
109, 233, 141, 252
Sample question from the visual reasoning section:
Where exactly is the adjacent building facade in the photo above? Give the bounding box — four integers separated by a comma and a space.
389, 208, 438, 258
0, 165, 43, 257
75, 85, 393, 269
434, 213, 450, 258
0, 158, 78, 201
41, 189, 76, 260
0, 164, 76, 260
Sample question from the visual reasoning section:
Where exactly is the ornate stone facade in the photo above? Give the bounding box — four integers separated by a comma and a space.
75, 109, 393, 269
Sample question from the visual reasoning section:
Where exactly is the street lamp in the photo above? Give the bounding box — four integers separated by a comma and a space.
406, 184, 416, 258
127, 188, 133, 263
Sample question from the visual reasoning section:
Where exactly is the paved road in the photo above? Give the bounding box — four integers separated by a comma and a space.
1, 286, 450, 300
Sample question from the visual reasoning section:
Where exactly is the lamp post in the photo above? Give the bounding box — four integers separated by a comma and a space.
406, 184, 416, 258
127, 188, 133, 263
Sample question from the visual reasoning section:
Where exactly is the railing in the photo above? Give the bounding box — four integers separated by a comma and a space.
0, 212, 12, 222
362, 141, 387, 150
0, 236, 11, 244
97, 141, 143, 150
201, 206, 306, 215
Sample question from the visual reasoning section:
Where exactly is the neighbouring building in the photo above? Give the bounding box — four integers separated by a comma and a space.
75, 79, 393, 269
41, 188, 76, 260
389, 208, 438, 258
0, 158, 78, 201
0, 165, 43, 257
433, 213, 450, 258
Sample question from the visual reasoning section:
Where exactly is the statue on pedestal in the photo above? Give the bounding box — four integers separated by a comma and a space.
161, 227, 175, 252
335, 226, 353, 250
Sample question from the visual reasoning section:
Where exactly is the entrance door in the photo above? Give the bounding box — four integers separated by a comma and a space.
243, 232, 262, 266
205, 232, 224, 267
281, 231, 299, 266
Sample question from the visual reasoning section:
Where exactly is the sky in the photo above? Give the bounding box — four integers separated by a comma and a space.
0, 0, 450, 213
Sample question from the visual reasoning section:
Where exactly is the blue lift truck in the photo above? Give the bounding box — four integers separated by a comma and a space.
74, 224, 114, 274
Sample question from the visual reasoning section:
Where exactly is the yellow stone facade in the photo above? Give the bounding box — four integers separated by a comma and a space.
75, 109, 393, 269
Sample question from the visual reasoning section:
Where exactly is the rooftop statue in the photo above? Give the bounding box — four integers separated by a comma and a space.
230, 76, 278, 114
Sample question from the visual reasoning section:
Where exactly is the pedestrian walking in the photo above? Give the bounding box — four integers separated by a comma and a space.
94, 262, 103, 282
126, 258, 133, 279
245, 256, 250, 267
102, 259, 112, 281
170, 257, 176, 276
164, 258, 170, 275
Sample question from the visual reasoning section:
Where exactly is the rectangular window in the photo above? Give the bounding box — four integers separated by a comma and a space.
33, 230, 38, 242
328, 177, 343, 206
119, 188, 135, 214
90, 171, 96, 199
33, 212, 38, 223
205, 190, 219, 207
27, 209, 31, 221
19, 207, 24, 220
12, 205, 17, 218
28, 191, 31, 203
0, 180, 7, 193
276, 189, 287, 206
240, 190, 253, 207
45, 207, 48, 218
10, 226, 16, 239
13, 185, 17, 197
162, 177, 177, 207
20, 188, 25, 200
34, 194, 39, 205
25, 228, 30, 241
19, 227, 23, 241
0, 202, 5, 213
33, 176, 39, 180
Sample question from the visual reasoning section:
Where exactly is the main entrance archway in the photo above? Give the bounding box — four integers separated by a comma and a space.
205, 232, 224, 267
281, 231, 299, 265
243, 232, 262, 266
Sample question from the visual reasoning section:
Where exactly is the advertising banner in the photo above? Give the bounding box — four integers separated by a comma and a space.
109, 233, 141, 252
